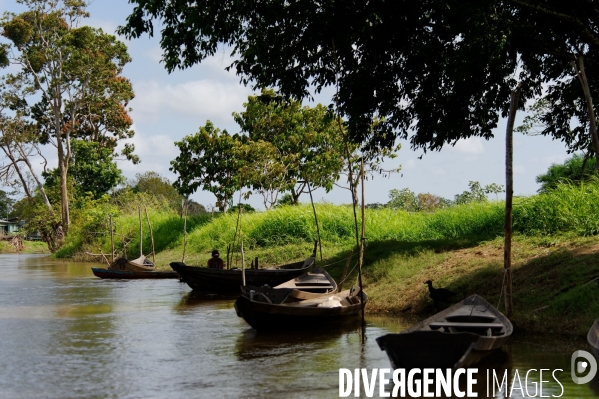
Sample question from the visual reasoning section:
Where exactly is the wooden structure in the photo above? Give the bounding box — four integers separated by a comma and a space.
170, 251, 316, 293
90, 255, 179, 279
234, 268, 367, 331
377, 295, 513, 370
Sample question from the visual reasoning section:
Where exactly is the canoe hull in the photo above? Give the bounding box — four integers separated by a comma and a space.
377, 295, 512, 370
170, 259, 314, 293
91, 268, 179, 279
234, 293, 366, 331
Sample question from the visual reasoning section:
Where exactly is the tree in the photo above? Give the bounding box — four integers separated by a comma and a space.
454, 181, 489, 205
43, 139, 122, 201
133, 171, 180, 205
233, 89, 345, 206
536, 153, 597, 192
2, 0, 136, 234
170, 121, 241, 212
387, 188, 418, 212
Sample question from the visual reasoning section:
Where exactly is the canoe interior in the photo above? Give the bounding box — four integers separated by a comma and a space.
108, 256, 156, 272
235, 268, 367, 331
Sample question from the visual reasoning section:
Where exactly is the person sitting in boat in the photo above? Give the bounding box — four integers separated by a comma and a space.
207, 249, 224, 269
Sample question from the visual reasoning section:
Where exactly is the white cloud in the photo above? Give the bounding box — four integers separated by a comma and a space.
131, 79, 252, 125
116, 129, 179, 179
449, 137, 486, 154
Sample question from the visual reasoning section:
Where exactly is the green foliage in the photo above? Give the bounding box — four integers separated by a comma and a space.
227, 203, 255, 214
233, 89, 345, 206
275, 193, 296, 207
387, 188, 419, 211
1, 0, 136, 233
454, 181, 488, 205
44, 139, 123, 200
171, 121, 240, 211
0, 189, 15, 218
387, 188, 451, 212
536, 153, 597, 193
133, 171, 180, 205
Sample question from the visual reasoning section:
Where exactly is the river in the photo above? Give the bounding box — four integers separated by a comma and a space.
0, 254, 596, 398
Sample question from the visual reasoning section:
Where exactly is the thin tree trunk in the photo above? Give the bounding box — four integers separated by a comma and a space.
307, 181, 323, 263
58, 148, 70, 234
573, 56, 599, 173
359, 158, 366, 330
138, 206, 143, 257
504, 83, 521, 317
144, 204, 156, 264
109, 215, 115, 263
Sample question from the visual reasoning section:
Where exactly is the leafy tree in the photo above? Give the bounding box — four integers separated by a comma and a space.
454, 181, 488, 205
387, 188, 419, 212
417, 193, 451, 212
0, 189, 15, 219
170, 121, 241, 212
2, 0, 136, 234
43, 139, 123, 201
227, 203, 255, 214
234, 89, 344, 206
275, 193, 297, 208
536, 153, 597, 193
484, 183, 506, 200
133, 171, 180, 205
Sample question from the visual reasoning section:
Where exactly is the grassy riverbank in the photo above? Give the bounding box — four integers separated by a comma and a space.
55, 182, 599, 336
0, 239, 49, 254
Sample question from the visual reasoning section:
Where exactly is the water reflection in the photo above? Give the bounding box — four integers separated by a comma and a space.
0, 254, 597, 398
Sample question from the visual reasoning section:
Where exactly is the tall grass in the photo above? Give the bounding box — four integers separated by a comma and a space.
57, 181, 599, 259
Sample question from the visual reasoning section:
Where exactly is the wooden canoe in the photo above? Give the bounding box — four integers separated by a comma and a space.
377, 295, 512, 370
91, 267, 179, 279
588, 318, 599, 359
170, 255, 315, 293
234, 268, 367, 331
107, 256, 155, 272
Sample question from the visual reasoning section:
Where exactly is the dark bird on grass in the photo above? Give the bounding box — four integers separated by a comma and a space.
424, 280, 456, 307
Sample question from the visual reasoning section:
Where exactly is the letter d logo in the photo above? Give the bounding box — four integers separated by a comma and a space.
571, 350, 597, 384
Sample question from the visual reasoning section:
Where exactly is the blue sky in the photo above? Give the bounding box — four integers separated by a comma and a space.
1, 0, 573, 210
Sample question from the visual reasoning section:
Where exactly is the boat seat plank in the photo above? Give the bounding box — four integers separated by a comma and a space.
429, 321, 504, 330
286, 285, 335, 290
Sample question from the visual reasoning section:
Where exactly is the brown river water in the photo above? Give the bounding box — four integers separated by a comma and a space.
0, 254, 597, 399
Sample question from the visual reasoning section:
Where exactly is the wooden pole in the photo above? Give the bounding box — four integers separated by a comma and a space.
138, 206, 143, 257
226, 244, 231, 270
182, 199, 188, 263
358, 158, 366, 329
307, 181, 323, 264
339, 248, 354, 293
109, 215, 115, 263
504, 83, 521, 317
254, 256, 258, 270
241, 240, 246, 287
143, 204, 156, 264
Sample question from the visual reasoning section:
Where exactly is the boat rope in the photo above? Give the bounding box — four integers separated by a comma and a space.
316, 252, 357, 269
337, 261, 360, 287
496, 268, 507, 311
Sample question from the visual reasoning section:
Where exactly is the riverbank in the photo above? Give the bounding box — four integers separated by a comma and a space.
51, 182, 599, 337
0, 239, 50, 254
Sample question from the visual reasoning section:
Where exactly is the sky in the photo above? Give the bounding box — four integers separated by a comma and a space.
0, 0, 574, 210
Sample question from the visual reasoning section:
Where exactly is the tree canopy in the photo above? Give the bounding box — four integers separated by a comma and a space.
2, 0, 137, 235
